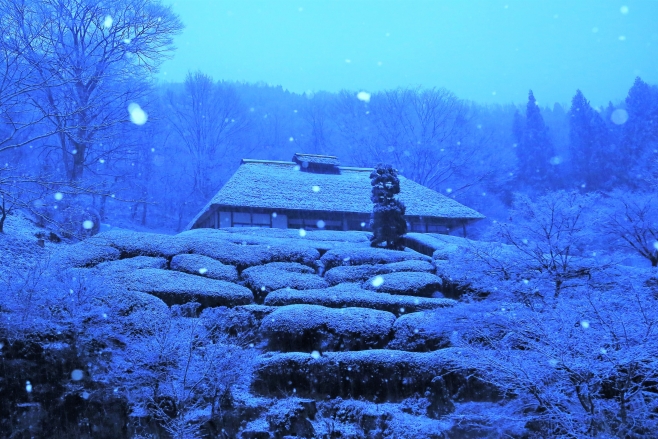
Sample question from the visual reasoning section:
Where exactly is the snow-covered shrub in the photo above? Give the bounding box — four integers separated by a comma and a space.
119, 268, 253, 309
180, 228, 321, 269
433, 241, 525, 301
107, 309, 258, 437
95, 255, 168, 272
492, 191, 603, 299
170, 253, 238, 282
324, 260, 435, 285
363, 272, 442, 297
92, 229, 187, 257
265, 398, 318, 438
264, 283, 456, 316
252, 348, 494, 404
320, 247, 430, 271
388, 304, 519, 352
200, 304, 275, 343
242, 262, 328, 301
50, 241, 121, 268
450, 267, 658, 437
261, 304, 395, 351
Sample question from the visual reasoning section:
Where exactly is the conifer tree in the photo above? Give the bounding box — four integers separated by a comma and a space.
568, 90, 612, 190
369, 164, 407, 250
621, 77, 658, 187
514, 91, 556, 189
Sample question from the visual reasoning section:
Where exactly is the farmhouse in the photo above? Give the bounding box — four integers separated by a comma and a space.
186, 153, 484, 234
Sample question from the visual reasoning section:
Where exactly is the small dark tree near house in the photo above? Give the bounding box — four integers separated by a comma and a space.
369, 163, 407, 250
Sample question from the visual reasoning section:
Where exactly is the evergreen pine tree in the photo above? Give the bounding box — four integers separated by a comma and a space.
622, 77, 658, 186
369, 163, 407, 250
568, 90, 612, 190
514, 91, 556, 189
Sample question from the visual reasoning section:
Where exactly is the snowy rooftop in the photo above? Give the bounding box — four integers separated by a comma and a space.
187, 158, 484, 229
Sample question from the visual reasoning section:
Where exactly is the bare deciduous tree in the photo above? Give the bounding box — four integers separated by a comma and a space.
166, 72, 250, 201
0, 0, 182, 181
333, 87, 504, 194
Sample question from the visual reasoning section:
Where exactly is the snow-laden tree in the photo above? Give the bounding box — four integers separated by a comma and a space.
568, 90, 614, 191
493, 191, 600, 299
513, 90, 557, 190
601, 191, 658, 267
0, 0, 182, 181
621, 77, 658, 188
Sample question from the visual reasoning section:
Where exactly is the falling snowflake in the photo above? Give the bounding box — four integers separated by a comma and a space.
371, 276, 384, 287
620, 5, 629, 14
610, 109, 629, 125
549, 156, 563, 165
103, 15, 113, 28
316, 220, 325, 229
356, 91, 371, 102
272, 212, 278, 218
26, 381, 32, 393
312, 185, 320, 192
580, 320, 590, 329
71, 370, 84, 381
82, 220, 94, 230
128, 103, 148, 125
54, 192, 63, 201
360, 222, 366, 227
310, 351, 321, 359
653, 241, 658, 250
289, 137, 294, 142
199, 268, 208, 275
299, 228, 307, 237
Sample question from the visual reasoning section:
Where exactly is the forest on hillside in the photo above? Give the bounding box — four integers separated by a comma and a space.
1, 0, 657, 238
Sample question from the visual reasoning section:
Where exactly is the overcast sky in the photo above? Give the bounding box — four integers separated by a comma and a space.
159, 0, 658, 107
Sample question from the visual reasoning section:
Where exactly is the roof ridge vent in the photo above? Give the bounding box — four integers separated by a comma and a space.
292, 153, 340, 173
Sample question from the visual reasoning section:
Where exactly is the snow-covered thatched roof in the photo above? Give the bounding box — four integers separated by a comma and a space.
187, 158, 484, 229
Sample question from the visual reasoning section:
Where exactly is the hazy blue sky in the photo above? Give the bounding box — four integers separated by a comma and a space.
159, 0, 658, 107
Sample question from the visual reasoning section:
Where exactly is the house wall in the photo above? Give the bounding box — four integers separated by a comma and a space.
196, 208, 459, 235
